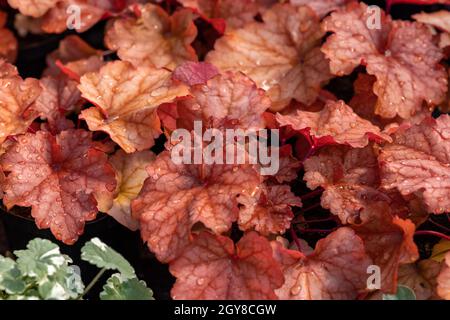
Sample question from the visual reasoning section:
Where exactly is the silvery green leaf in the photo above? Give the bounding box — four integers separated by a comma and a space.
100, 274, 154, 300
14, 238, 71, 280
81, 238, 135, 279
38, 265, 84, 300
0, 256, 26, 295
382, 285, 416, 300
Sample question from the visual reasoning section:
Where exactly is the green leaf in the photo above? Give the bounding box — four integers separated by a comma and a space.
382, 285, 416, 300
81, 238, 135, 279
100, 274, 154, 300
38, 266, 84, 300
0, 256, 26, 295
14, 238, 71, 280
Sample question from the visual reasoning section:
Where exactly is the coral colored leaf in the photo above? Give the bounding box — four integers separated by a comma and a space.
131, 151, 262, 263
206, 3, 332, 110
437, 252, 450, 300
177, 71, 271, 131
45, 35, 104, 78
397, 259, 441, 300
378, 115, 450, 214
290, 0, 353, 18
173, 61, 219, 86
108, 150, 155, 231
105, 3, 198, 70
353, 205, 419, 293
0, 66, 41, 144
179, 0, 266, 31
413, 10, 450, 33
78, 61, 189, 153
322, 2, 448, 119
276, 100, 391, 148
7, 0, 59, 18
274, 227, 372, 300
0, 130, 117, 244
169, 231, 284, 300
238, 184, 301, 236
0, 12, 18, 63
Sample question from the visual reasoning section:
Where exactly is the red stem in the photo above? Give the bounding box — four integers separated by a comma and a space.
428, 218, 450, 233
415, 230, 450, 242
298, 227, 336, 234
290, 227, 303, 253
301, 188, 323, 201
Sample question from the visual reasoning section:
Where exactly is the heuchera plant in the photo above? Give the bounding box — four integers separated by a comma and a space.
0, 0, 449, 300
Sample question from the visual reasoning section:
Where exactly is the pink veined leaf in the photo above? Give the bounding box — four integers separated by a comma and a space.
173, 61, 219, 86
303, 145, 387, 225
34, 75, 81, 133
0, 12, 17, 63
206, 3, 332, 111
177, 71, 271, 131
169, 231, 284, 300
0, 64, 42, 144
78, 60, 189, 153
349, 73, 430, 129
105, 3, 198, 70
413, 10, 450, 33
274, 227, 373, 300
289, 0, 353, 18
7, 0, 59, 18
272, 145, 302, 184
437, 252, 450, 300
276, 100, 392, 148
0, 129, 117, 244
322, 2, 448, 119
238, 184, 302, 236
108, 149, 155, 231
378, 115, 450, 214
131, 151, 263, 263
352, 202, 419, 293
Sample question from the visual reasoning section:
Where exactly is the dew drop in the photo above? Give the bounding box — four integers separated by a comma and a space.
290, 285, 301, 296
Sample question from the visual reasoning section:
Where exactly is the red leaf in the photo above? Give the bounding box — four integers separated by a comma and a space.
277, 100, 391, 148
238, 184, 302, 236
274, 227, 372, 299
131, 151, 262, 262
322, 2, 448, 119
0, 129, 117, 244
173, 61, 219, 86
379, 115, 450, 214
207, 3, 332, 110
413, 10, 450, 33
169, 231, 284, 300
